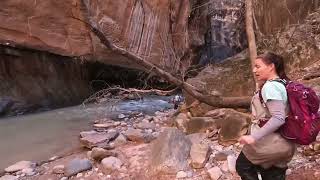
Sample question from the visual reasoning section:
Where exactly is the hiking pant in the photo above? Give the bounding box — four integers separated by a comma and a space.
236, 152, 287, 180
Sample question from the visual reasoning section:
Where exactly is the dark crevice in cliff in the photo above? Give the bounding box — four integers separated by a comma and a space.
88, 62, 172, 92
0, 45, 170, 117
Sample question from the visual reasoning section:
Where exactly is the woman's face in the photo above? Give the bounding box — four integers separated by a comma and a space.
253, 58, 275, 81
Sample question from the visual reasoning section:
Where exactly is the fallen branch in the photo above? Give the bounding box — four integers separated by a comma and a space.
82, 86, 179, 105
80, 1, 251, 108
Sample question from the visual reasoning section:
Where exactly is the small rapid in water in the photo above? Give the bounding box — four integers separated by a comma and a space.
0, 95, 174, 170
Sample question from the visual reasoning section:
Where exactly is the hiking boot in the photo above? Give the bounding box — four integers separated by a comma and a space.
236, 152, 259, 180
259, 166, 287, 180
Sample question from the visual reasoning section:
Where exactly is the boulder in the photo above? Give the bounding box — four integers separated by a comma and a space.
112, 133, 128, 147
149, 128, 192, 174
101, 157, 123, 171
185, 59, 255, 116
91, 147, 117, 161
205, 108, 251, 146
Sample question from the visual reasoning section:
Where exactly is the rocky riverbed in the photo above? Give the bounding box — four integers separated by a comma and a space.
1, 107, 320, 180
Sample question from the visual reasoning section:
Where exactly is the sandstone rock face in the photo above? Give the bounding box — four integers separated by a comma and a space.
0, 0, 195, 114
192, 0, 247, 64
257, 8, 320, 75
0, 0, 191, 71
1, 0, 318, 117
183, 0, 320, 116
254, 0, 319, 35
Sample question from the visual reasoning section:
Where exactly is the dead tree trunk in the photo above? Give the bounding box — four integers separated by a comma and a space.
245, 0, 258, 90
81, 1, 251, 108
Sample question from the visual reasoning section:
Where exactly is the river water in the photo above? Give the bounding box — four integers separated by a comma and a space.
0, 96, 173, 170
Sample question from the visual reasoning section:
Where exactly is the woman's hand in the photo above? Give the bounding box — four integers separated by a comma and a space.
238, 135, 256, 145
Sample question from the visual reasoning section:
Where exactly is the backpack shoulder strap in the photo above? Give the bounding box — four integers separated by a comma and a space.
258, 78, 287, 105
270, 78, 287, 86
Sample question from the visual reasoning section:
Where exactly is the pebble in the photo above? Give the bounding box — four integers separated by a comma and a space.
114, 121, 121, 126
53, 165, 65, 174
49, 156, 59, 162
76, 173, 83, 178
118, 114, 126, 119
207, 167, 222, 180
22, 168, 35, 176
227, 155, 237, 173
286, 169, 292, 175
176, 171, 187, 179
85, 171, 93, 177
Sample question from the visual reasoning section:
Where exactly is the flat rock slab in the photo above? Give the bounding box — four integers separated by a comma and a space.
93, 123, 116, 129
135, 122, 156, 130
5, 161, 35, 173
64, 158, 92, 177
80, 130, 119, 148
124, 128, 145, 143
0, 175, 18, 180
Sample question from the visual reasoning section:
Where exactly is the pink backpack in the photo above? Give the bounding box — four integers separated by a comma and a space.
260, 80, 320, 145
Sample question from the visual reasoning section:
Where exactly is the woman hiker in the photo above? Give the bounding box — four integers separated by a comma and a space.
236, 52, 296, 180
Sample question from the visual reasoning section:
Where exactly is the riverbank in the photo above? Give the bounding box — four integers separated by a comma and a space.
1, 107, 320, 180
0, 95, 173, 171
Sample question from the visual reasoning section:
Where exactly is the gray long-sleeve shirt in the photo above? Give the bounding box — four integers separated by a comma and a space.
251, 100, 286, 140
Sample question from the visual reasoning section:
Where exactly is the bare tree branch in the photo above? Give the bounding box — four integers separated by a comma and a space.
80, 0, 251, 108
245, 0, 258, 90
